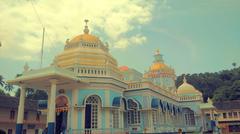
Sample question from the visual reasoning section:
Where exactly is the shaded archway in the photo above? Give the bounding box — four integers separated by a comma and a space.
183, 108, 196, 126
55, 95, 69, 134
127, 99, 141, 125
84, 95, 102, 130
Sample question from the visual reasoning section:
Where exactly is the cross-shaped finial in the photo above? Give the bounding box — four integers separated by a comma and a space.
84, 19, 89, 26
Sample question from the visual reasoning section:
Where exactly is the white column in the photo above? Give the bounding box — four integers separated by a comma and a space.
48, 79, 57, 123
16, 85, 26, 134
148, 110, 153, 132
46, 88, 51, 126
71, 88, 78, 129
47, 79, 57, 134
17, 85, 26, 124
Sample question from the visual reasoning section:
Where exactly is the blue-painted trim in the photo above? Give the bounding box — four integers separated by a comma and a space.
111, 91, 127, 110
151, 98, 160, 108
16, 123, 23, 134
47, 122, 55, 134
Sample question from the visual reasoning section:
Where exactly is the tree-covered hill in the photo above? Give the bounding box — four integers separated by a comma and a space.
176, 66, 240, 102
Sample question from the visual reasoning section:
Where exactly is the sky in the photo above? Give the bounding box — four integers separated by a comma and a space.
0, 0, 240, 80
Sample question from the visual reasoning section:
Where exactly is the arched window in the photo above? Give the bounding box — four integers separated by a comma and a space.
85, 95, 101, 129
184, 109, 195, 126
127, 99, 141, 125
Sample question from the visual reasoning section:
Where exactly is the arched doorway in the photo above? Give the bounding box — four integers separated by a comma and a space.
55, 95, 69, 134
85, 95, 101, 131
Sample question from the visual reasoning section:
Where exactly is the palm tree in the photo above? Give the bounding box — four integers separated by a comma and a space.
0, 75, 5, 87
4, 83, 14, 92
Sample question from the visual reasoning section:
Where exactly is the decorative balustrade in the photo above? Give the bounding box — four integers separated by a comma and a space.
127, 81, 179, 101
71, 128, 129, 134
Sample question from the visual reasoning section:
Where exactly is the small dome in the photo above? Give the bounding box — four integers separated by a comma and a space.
177, 77, 202, 96
119, 66, 129, 71
69, 34, 100, 44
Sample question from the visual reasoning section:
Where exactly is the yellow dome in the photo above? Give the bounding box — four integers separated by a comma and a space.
69, 34, 99, 44
177, 77, 202, 96
150, 62, 167, 71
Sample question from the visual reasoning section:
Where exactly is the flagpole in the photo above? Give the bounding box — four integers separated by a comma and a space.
40, 27, 45, 68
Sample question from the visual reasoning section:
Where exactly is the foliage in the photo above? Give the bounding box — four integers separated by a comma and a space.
0, 75, 5, 87
0, 74, 47, 100
26, 89, 48, 100
15, 88, 48, 100
176, 66, 240, 102
0, 88, 10, 96
0, 75, 14, 92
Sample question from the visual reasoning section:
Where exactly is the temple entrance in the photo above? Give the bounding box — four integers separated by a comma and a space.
85, 104, 92, 129
55, 95, 69, 134
84, 95, 101, 131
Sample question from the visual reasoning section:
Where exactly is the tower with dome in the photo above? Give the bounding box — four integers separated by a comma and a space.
8, 20, 209, 134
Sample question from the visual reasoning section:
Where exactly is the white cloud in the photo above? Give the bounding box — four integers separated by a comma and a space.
114, 34, 147, 49
0, 0, 156, 61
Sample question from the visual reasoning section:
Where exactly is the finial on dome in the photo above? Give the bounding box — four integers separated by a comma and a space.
84, 19, 89, 34
183, 75, 187, 83
153, 48, 164, 63
24, 62, 29, 72
155, 49, 160, 55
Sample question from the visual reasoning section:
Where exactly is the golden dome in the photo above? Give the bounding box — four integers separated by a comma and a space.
67, 19, 99, 44
177, 77, 202, 96
69, 34, 99, 44
150, 62, 167, 71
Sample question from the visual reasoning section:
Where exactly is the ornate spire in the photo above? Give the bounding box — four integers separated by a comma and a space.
83, 19, 89, 34
153, 49, 164, 63
155, 49, 160, 55
183, 75, 187, 83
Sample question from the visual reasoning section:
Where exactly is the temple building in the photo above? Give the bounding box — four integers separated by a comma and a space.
7, 20, 223, 134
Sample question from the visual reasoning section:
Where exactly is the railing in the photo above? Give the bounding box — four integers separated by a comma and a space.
127, 81, 179, 100
72, 128, 129, 134
185, 125, 202, 133
218, 116, 240, 121
71, 126, 202, 134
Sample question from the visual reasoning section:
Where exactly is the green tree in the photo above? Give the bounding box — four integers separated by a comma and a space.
4, 83, 14, 92
229, 80, 240, 100
0, 89, 10, 96
212, 86, 231, 102
232, 62, 237, 68
176, 67, 240, 102
0, 75, 5, 87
